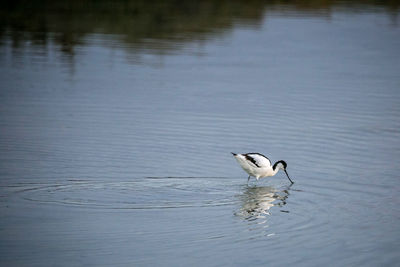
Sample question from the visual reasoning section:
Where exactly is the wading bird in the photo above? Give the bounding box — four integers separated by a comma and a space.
231, 152, 293, 184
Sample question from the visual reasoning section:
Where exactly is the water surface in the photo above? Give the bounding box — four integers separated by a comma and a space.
1, 1, 400, 266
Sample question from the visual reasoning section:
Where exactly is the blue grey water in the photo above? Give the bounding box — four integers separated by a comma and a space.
1, 2, 400, 266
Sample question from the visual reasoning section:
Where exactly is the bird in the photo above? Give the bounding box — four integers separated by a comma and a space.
231, 152, 293, 184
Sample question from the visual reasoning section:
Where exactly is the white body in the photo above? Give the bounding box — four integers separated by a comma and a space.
233, 153, 281, 180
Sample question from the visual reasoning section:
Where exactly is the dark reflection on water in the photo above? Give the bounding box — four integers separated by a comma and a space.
1, 0, 399, 57
0, 0, 266, 56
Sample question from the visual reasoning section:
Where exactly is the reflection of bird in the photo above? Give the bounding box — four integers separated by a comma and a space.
236, 185, 290, 220
231, 152, 293, 184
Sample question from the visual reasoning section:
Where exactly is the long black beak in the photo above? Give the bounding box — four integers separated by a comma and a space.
284, 170, 294, 184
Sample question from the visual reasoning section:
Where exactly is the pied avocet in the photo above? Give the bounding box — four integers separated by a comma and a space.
232, 152, 293, 184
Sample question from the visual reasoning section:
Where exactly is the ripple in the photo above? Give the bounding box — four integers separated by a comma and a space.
10, 177, 241, 210
231, 184, 296, 241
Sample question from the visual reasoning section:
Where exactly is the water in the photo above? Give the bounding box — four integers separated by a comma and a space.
1, 1, 400, 266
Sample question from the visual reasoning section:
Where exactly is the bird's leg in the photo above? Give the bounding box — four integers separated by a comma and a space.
247, 175, 251, 184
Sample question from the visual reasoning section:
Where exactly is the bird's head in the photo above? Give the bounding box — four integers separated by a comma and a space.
273, 160, 294, 184
273, 160, 287, 171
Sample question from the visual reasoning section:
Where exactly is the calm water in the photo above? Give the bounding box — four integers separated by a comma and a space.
1, 1, 400, 266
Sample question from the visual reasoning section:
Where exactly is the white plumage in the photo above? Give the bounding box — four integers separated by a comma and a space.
231, 152, 293, 184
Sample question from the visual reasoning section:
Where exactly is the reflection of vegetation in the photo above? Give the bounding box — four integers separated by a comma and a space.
0, 0, 267, 54
0, 0, 398, 55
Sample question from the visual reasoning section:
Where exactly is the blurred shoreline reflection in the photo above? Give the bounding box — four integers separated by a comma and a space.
0, 0, 398, 60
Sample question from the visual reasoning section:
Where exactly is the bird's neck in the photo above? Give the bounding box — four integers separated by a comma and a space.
272, 167, 280, 176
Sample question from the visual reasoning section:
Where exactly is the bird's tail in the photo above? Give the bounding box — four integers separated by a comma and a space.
231, 152, 237, 156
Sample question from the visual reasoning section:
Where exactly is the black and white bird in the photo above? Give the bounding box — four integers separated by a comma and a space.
231, 152, 293, 184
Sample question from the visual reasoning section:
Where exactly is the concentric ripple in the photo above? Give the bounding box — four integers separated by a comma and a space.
10, 177, 242, 209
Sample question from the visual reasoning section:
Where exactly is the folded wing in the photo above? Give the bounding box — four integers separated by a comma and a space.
244, 153, 271, 168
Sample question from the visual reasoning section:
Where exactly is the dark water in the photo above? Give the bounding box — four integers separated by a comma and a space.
1, 1, 400, 266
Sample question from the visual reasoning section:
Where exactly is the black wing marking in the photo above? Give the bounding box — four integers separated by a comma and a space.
244, 153, 271, 168
245, 154, 260, 167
